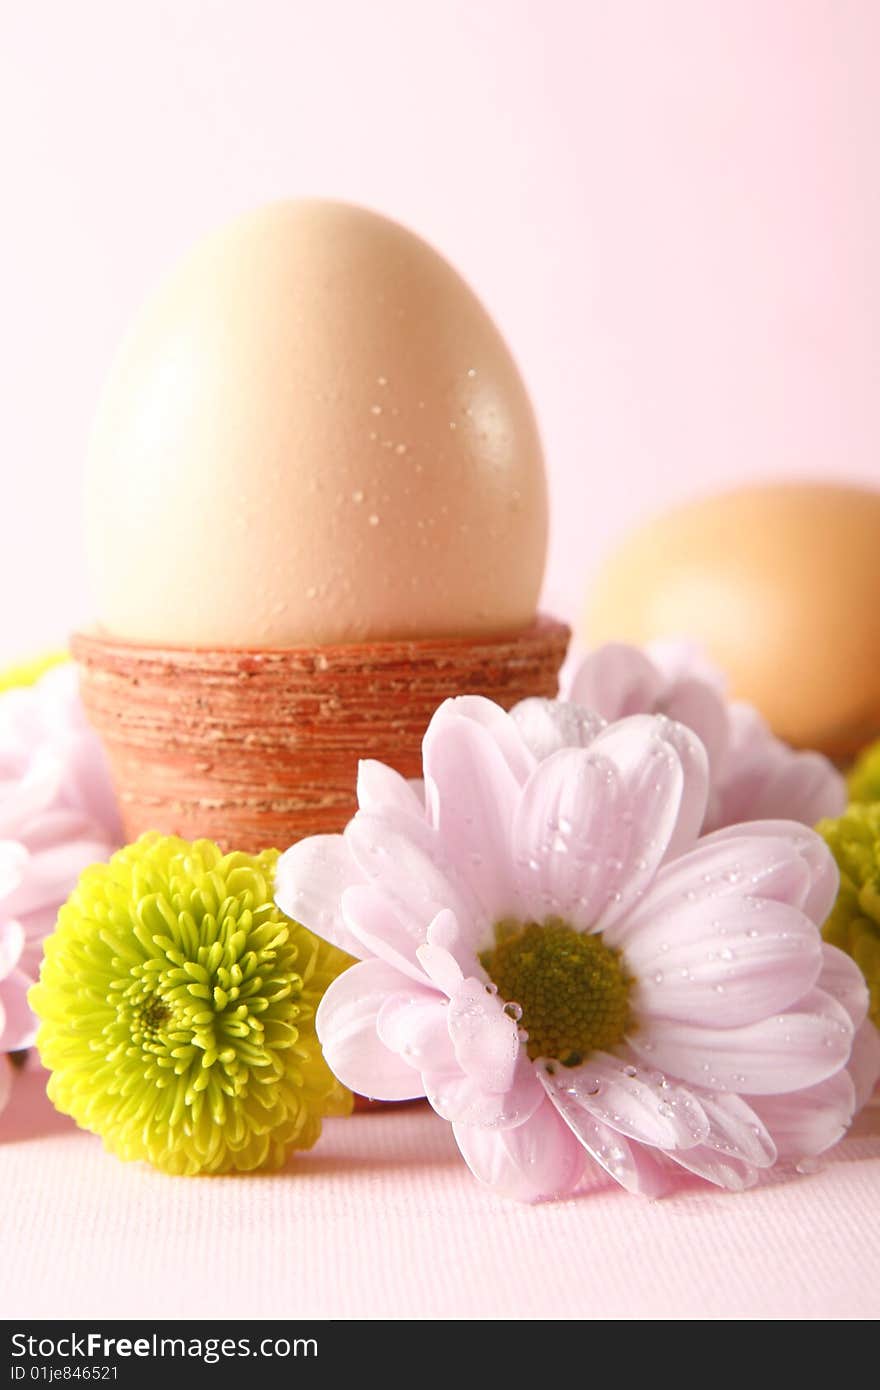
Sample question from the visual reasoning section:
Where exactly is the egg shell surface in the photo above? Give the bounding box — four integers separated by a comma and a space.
86, 200, 548, 646
584, 483, 880, 756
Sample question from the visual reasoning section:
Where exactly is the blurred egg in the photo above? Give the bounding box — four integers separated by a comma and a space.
86, 200, 548, 646
584, 483, 880, 758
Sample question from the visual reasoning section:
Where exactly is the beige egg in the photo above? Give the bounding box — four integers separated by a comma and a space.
86, 200, 547, 646
584, 483, 880, 758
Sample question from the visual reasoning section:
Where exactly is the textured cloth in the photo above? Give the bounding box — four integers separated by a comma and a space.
1, 1062, 878, 1320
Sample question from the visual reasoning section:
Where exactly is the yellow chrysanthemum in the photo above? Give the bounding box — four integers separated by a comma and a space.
0, 651, 68, 692
30, 834, 353, 1174
847, 738, 880, 807
817, 804, 880, 1031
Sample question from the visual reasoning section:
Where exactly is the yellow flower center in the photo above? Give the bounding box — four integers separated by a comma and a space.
480, 918, 632, 1065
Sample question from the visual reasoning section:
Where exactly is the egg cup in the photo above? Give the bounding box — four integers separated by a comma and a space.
71, 617, 570, 854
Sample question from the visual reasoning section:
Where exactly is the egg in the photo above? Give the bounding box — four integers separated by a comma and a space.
584, 483, 880, 758
85, 200, 547, 647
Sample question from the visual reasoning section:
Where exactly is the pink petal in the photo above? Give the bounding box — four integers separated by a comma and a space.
567, 643, 665, 721
452, 1096, 586, 1201
0, 841, 27, 900
315, 960, 430, 1101
660, 677, 729, 775
750, 1070, 856, 1160
537, 1068, 670, 1196
424, 907, 475, 979
558, 716, 707, 931
713, 704, 846, 831
274, 833, 363, 957
375, 992, 455, 1072
594, 715, 709, 886
664, 1145, 760, 1192
696, 820, 839, 928
57, 730, 123, 840
617, 833, 812, 947
0, 969, 37, 1050
356, 759, 424, 819
2, 837, 109, 919
340, 886, 429, 983
688, 1090, 776, 1168
422, 716, 521, 921
510, 697, 606, 762
0, 918, 25, 977
14, 807, 95, 851
0, 1055, 11, 1114
512, 748, 628, 930
447, 977, 522, 1092
18, 906, 59, 978
750, 752, 847, 826
627, 896, 823, 1027
416, 939, 465, 997
345, 811, 482, 946
424, 696, 537, 786
0, 750, 65, 837
630, 987, 854, 1094
337, 884, 428, 984
849, 1019, 880, 1111
646, 639, 728, 690
540, 1051, 709, 1150
817, 943, 869, 1030
423, 1050, 542, 1129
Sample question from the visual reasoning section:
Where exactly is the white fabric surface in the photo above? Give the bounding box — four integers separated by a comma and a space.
2, 1064, 878, 1320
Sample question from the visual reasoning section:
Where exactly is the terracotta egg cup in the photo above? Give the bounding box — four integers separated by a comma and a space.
72, 618, 570, 853
73, 618, 569, 1115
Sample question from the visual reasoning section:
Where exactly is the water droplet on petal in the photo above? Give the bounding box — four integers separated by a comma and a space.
503, 1001, 523, 1022
795, 1156, 822, 1175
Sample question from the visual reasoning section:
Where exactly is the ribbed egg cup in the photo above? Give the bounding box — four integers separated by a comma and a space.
72, 618, 570, 851
72, 618, 570, 1114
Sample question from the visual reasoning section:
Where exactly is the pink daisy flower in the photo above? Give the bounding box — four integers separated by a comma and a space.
276, 695, 873, 1201
566, 641, 846, 832
0, 664, 122, 1088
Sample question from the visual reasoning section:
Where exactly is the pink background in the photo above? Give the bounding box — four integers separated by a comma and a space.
4, 6, 880, 1319
3, 1, 879, 663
